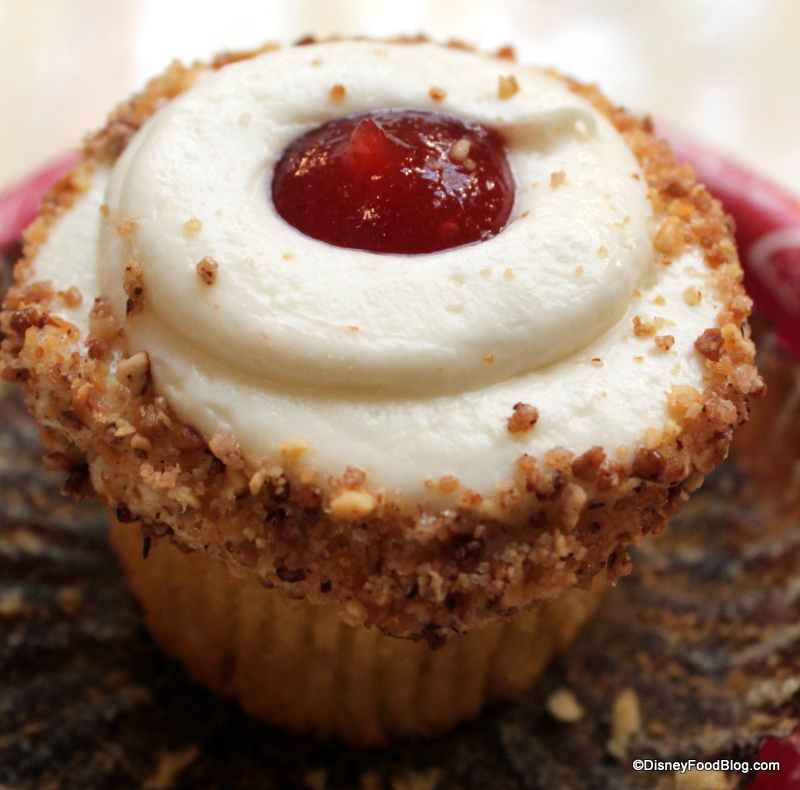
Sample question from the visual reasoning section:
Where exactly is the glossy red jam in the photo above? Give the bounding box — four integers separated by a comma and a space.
271, 109, 514, 254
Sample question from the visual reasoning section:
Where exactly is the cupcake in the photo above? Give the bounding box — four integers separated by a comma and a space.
0, 38, 762, 744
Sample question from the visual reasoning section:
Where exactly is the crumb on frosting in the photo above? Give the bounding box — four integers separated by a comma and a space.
633, 315, 657, 337
683, 285, 702, 306
498, 74, 519, 99
694, 327, 724, 362
123, 260, 145, 315
196, 256, 219, 285
329, 84, 346, 103
113, 216, 138, 237
507, 402, 539, 434
184, 218, 203, 236
654, 334, 675, 351
57, 286, 83, 308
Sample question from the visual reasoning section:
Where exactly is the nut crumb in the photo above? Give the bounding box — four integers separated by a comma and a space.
507, 402, 539, 434
196, 256, 219, 285
694, 327, 723, 361
668, 384, 703, 420
448, 138, 471, 164
123, 261, 145, 315
544, 446, 574, 471
633, 315, 657, 336
283, 252, 294, 260
653, 294, 666, 306
483, 353, 494, 364
573, 265, 584, 278
113, 216, 138, 237
683, 285, 702, 305
654, 215, 686, 256
329, 84, 346, 103
547, 687, 585, 722
330, 490, 376, 520
57, 286, 83, 308
591, 357, 603, 367
572, 446, 605, 482
607, 687, 641, 760
504, 267, 515, 280
438, 475, 459, 493
550, 170, 567, 188
99, 204, 110, 218
277, 439, 309, 461
130, 434, 151, 451
458, 488, 483, 507
184, 218, 202, 236
498, 74, 519, 99
654, 334, 675, 351
209, 432, 244, 470
116, 351, 151, 395
429, 86, 446, 101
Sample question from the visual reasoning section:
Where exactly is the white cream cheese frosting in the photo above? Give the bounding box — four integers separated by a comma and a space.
30, 41, 722, 506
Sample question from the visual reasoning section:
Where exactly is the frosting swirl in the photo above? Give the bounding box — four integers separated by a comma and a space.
31, 41, 722, 504
100, 41, 652, 395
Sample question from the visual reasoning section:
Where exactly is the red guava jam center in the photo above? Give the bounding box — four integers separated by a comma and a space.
271, 109, 514, 254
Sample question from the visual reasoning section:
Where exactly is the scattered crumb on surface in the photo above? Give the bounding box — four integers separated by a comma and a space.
142, 746, 200, 790
674, 769, 733, 789
607, 687, 642, 759
547, 687, 585, 722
